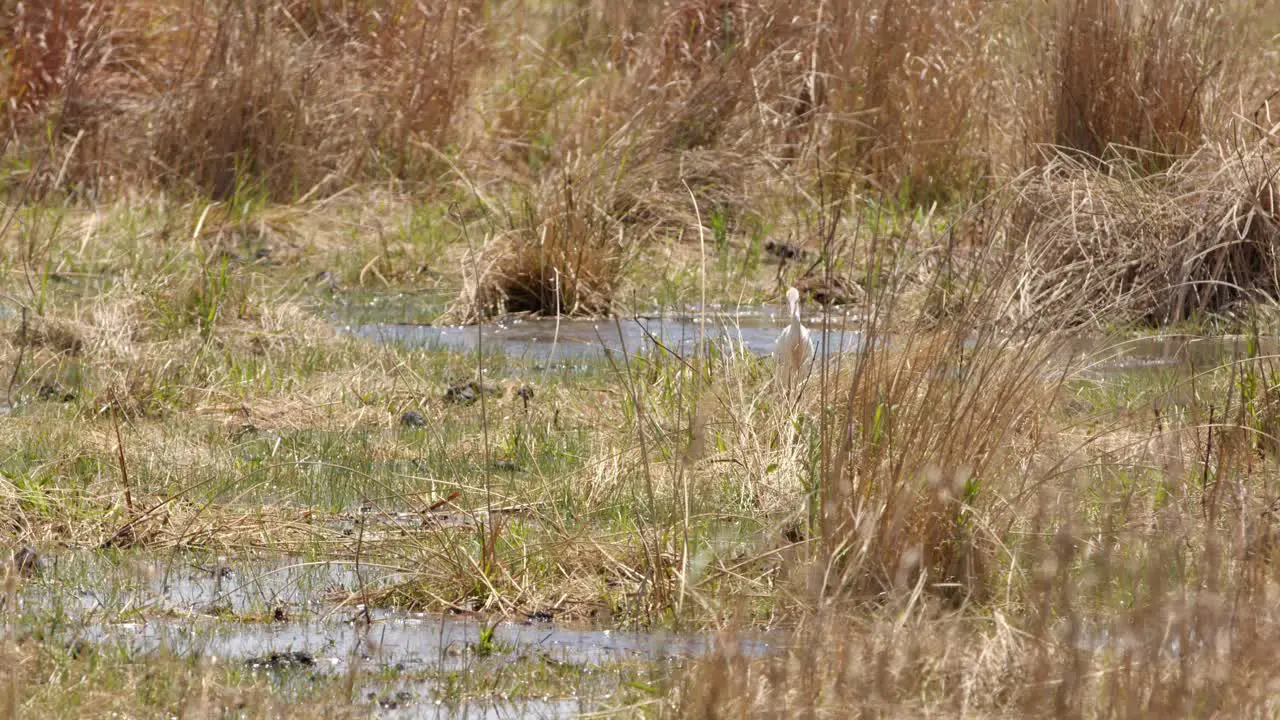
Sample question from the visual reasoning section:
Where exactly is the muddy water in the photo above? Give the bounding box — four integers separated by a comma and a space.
329, 297, 1280, 378
333, 304, 862, 365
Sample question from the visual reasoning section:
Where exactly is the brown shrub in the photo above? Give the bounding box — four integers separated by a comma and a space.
449, 167, 629, 322
474, 0, 994, 216
494, 181, 620, 317
1, 0, 1264, 208
0, 0, 154, 190
146, 2, 340, 199
644, 0, 990, 202
148, 0, 487, 198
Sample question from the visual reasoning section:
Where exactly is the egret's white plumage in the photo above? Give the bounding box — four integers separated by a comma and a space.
775, 287, 814, 390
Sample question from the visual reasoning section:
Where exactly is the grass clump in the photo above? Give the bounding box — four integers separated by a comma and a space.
822, 328, 1061, 603
489, 190, 620, 317
1010, 145, 1280, 328
452, 167, 632, 320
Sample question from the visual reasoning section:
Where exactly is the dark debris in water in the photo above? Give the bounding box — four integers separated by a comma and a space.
6, 545, 40, 577
369, 690, 415, 710
246, 651, 316, 670
524, 609, 556, 624
230, 422, 258, 442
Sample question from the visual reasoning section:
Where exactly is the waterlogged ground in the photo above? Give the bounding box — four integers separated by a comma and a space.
12, 549, 771, 717
26, 552, 772, 664
7, 290, 1280, 717
8, 284, 812, 715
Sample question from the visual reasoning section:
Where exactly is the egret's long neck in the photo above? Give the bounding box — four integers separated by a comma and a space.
789, 296, 802, 325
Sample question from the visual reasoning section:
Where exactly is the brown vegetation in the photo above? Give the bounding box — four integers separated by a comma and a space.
7, 1, 1280, 716
1051, 0, 1224, 168
1010, 144, 1280, 327
466, 173, 624, 319
5, 0, 1273, 322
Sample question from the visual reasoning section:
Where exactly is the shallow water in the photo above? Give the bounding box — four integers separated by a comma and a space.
1068, 334, 1280, 378
80, 608, 767, 670
333, 304, 862, 365
15, 551, 776, 717
20, 551, 774, 702
329, 297, 1280, 379
26, 552, 379, 617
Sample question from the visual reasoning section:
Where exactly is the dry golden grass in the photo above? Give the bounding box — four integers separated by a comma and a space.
457, 171, 626, 319
12, 0, 1261, 205
1050, 0, 1224, 168
3, 0, 488, 197
1008, 142, 1280, 327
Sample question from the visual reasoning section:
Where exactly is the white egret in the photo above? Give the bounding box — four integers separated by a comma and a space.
775, 287, 815, 390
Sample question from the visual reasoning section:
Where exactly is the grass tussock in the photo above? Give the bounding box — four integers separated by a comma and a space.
1010, 144, 1280, 328
822, 329, 1062, 603
452, 163, 635, 320
490, 195, 619, 318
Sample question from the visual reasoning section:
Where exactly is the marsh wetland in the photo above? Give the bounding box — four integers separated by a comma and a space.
9, 0, 1280, 717
6, 279, 1278, 717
